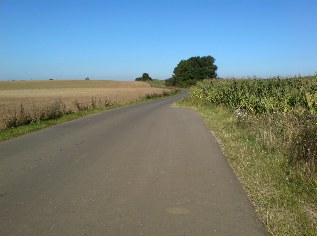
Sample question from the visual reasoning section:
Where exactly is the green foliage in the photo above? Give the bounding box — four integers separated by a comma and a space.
189, 74, 317, 179
143, 89, 179, 99
190, 75, 317, 115
166, 56, 218, 87
147, 79, 166, 88
135, 73, 153, 81
178, 99, 317, 235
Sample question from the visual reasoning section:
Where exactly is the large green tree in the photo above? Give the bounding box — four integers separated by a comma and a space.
135, 73, 153, 81
166, 56, 217, 87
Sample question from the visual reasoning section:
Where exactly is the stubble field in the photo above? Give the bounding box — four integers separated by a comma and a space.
0, 80, 170, 129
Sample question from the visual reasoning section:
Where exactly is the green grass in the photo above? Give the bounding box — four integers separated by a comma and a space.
0, 91, 179, 142
178, 98, 317, 236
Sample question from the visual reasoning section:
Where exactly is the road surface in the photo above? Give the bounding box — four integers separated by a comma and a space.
0, 92, 267, 235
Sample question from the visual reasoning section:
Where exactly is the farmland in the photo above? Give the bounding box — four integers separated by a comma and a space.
189, 75, 317, 178
190, 75, 317, 115
179, 75, 317, 235
0, 80, 171, 129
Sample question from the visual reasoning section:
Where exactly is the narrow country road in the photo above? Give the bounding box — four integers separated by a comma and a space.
0, 92, 267, 235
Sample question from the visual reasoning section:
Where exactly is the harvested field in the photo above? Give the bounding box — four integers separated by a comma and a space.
0, 80, 170, 129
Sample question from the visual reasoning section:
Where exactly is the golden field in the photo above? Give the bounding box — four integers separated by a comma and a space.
0, 80, 169, 128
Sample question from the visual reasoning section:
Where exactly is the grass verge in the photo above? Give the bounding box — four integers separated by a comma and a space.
178, 98, 317, 236
0, 91, 180, 142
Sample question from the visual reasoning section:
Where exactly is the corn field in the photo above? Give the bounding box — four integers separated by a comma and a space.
190, 75, 317, 115
189, 75, 317, 179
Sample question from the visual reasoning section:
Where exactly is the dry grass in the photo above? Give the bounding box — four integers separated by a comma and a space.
179, 99, 317, 235
0, 80, 169, 129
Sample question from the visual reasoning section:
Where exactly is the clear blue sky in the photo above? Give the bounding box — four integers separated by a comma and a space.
1, 0, 316, 81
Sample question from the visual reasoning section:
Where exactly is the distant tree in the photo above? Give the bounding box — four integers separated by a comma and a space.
135, 73, 153, 81
166, 56, 218, 87
85, 77, 90, 80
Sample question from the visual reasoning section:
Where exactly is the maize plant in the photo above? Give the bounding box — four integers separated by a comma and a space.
190, 75, 317, 115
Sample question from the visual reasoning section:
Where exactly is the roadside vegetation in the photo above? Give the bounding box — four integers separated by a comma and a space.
0, 83, 179, 141
178, 75, 317, 235
147, 79, 167, 88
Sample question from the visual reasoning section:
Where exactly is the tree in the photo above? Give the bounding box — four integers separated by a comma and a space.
135, 73, 153, 81
166, 56, 217, 87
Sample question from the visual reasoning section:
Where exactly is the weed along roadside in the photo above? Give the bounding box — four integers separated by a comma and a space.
0, 88, 180, 142
178, 75, 317, 236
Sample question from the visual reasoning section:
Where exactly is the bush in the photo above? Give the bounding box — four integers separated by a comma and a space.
41, 99, 70, 120
104, 97, 113, 107
74, 100, 89, 111
3, 103, 32, 128
3, 100, 70, 129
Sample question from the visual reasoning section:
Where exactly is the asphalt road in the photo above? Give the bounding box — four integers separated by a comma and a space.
0, 92, 267, 235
